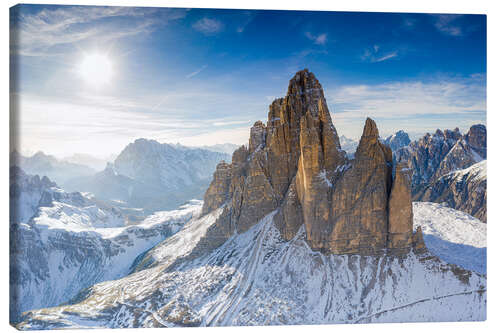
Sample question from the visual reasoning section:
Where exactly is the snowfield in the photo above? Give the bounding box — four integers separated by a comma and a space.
413, 201, 486, 274
17, 203, 486, 329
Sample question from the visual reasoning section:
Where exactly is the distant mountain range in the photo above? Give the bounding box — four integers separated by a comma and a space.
62, 153, 116, 171
395, 125, 486, 192
64, 139, 230, 214
10, 150, 95, 186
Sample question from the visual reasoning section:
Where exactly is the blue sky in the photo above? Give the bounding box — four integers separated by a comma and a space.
10, 5, 486, 157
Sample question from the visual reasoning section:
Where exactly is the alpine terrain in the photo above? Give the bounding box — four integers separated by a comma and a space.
13, 70, 486, 329
64, 140, 230, 214
10, 166, 202, 323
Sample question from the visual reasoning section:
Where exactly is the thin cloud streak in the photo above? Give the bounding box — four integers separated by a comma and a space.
362, 45, 398, 63
186, 65, 208, 79
372, 51, 398, 63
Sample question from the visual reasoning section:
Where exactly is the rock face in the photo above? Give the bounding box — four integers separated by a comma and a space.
395, 125, 486, 194
388, 164, 413, 252
414, 161, 486, 222
202, 69, 420, 255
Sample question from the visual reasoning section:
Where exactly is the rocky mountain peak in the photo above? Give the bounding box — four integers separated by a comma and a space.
286, 69, 322, 98
203, 70, 418, 256
362, 117, 379, 138
465, 124, 486, 159
384, 130, 411, 152
249, 121, 266, 153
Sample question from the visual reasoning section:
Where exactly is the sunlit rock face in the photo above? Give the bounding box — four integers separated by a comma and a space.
203, 69, 419, 255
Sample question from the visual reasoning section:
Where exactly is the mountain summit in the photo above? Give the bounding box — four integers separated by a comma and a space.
202, 69, 422, 255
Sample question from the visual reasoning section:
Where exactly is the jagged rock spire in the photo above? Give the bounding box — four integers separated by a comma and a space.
203, 70, 417, 256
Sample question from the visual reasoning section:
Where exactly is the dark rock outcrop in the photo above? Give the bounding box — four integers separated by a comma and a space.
202, 69, 422, 255
414, 161, 486, 222
395, 128, 461, 191
395, 125, 486, 194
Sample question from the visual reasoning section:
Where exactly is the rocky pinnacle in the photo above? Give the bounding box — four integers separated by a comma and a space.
202, 69, 421, 255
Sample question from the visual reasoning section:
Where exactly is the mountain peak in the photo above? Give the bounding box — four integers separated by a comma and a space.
286, 69, 323, 100
203, 71, 415, 256
361, 117, 379, 138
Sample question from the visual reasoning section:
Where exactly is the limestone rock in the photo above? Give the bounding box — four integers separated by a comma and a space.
202, 161, 232, 215
326, 118, 393, 255
465, 124, 487, 159
432, 125, 487, 181
249, 121, 266, 154
395, 125, 486, 195
388, 163, 413, 252
202, 69, 422, 256
412, 226, 427, 253
414, 161, 486, 222
395, 128, 460, 191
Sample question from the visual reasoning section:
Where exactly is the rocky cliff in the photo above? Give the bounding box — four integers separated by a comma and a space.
202, 69, 419, 255
414, 161, 486, 222
395, 125, 486, 193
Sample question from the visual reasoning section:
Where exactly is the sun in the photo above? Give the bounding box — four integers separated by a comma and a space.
77, 52, 113, 87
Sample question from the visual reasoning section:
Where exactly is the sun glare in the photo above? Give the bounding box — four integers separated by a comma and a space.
77, 52, 113, 87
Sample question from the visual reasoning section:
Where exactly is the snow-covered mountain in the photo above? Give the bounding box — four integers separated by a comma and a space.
339, 135, 357, 158
114, 139, 229, 190
396, 125, 486, 192
383, 130, 410, 152
9, 167, 202, 323
64, 140, 230, 214
10, 150, 95, 187
17, 203, 486, 329
414, 161, 486, 222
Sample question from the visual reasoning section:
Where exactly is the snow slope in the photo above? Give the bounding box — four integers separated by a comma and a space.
18, 205, 486, 329
413, 201, 486, 274
10, 171, 202, 323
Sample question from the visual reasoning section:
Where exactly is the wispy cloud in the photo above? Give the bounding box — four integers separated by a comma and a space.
212, 120, 250, 126
326, 75, 486, 137
305, 32, 328, 45
186, 65, 208, 79
236, 11, 255, 33
10, 6, 187, 56
433, 14, 464, 36
362, 45, 398, 63
193, 18, 224, 35
373, 51, 398, 63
